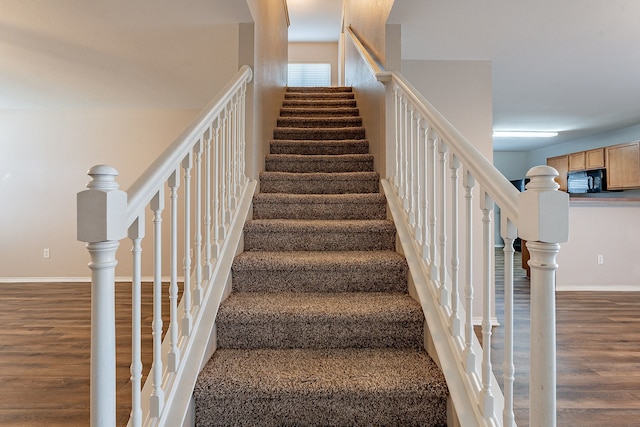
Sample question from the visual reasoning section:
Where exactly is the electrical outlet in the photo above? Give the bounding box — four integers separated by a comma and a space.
597, 255, 604, 265
43, 248, 50, 259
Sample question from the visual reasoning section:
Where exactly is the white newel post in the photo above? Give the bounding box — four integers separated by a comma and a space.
519, 165, 569, 427
77, 165, 127, 427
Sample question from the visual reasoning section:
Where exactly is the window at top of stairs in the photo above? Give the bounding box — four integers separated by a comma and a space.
288, 62, 331, 87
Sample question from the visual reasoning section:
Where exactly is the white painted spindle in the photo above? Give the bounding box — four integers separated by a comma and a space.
193, 141, 204, 305
501, 217, 517, 427
428, 132, 438, 281
421, 125, 430, 261
438, 140, 448, 306
204, 131, 213, 277
128, 217, 144, 427
463, 169, 476, 372
168, 171, 180, 372
150, 191, 165, 417
449, 153, 461, 337
181, 154, 193, 336
479, 190, 495, 418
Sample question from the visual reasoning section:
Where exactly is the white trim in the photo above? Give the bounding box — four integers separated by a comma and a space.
557, 283, 640, 292
0, 276, 184, 284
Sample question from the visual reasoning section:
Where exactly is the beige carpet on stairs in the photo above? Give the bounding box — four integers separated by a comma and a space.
193, 86, 449, 426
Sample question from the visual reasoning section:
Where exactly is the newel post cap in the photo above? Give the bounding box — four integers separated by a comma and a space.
77, 165, 128, 243
518, 165, 569, 243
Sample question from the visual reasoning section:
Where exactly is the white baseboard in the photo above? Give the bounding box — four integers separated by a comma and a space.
0, 276, 183, 284
557, 283, 640, 292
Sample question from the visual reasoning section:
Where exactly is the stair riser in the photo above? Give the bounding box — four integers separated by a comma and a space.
217, 320, 423, 350
284, 92, 354, 100
287, 87, 353, 93
253, 201, 385, 220
265, 158, 374, 173
279, 108, 360, 117
273, 127, 365, 140
244, 230, 396, 251
259, 177, 379, 194
269, 140, 369, 155
232, 268, 407, 293
276, 118, 362, 128
282, 100, 357, 108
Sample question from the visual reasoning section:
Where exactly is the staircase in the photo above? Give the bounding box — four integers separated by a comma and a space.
193, 87, 448, 426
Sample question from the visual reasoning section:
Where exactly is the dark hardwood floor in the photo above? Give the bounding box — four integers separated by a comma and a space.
493, 248, 640, 427
1, 258, 640, 426
0, 281, 168, 426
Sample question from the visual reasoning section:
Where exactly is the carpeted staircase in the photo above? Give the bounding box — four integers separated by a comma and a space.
193, 87, 449, 426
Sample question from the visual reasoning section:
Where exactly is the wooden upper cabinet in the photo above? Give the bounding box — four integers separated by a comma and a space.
547, 154, 568, 192
569, 151, 586, 171
585, 148, 605, 169
606, 141, 640, 189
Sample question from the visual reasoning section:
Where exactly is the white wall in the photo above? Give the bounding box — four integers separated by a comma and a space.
493, 152, 530, 181
288, 43, 339, 86
557, 203, 640, 291
0, 21, 254, 280
246, 0, 289, 179
0, 108, 197, 279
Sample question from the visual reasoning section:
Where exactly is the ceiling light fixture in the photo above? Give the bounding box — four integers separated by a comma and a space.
493, 131, 558, 138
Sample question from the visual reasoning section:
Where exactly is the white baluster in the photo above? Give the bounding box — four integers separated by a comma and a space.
428, 132, 438, 282
519, 165, 569, 427
421, 125, 431, 262
204, 130, 213, 277
501, 216, 517, 427
438, 140, 449, 306
193, 140, 204, 306
402, 98, 410, 212
414, 115, 423, 245
479, 190, 495, 419
225, 107, 235, 214
181, 154, 193, 336
77, 165, 127, 427
449, 153, 461, 337
220, 108, 229, 228
168, 171, 180, 373
212, 120, 221, 255
463, 169, 476, 372
392, 86, 400, 189
397, 94, 406, 201
240, 83, 248, 185
408, 105, 416, 228
150, 191, 165, 417
128, 217, 144, 427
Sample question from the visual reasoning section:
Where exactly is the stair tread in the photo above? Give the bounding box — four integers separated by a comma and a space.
253, 192, 385, 204
260, 171, 378, 181
245, 218, 394, 231
197, 348, 447, 397
233, 250, 406, 271
279, 107, 360, 117
266, 153, 373, 160
218, 292, 422, 321
277, 117, 363, 128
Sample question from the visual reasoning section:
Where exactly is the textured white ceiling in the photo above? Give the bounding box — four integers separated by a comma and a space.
389, 0, 640, 151
287, 0, 344, 43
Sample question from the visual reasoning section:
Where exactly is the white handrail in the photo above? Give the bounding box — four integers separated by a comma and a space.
345, 26, 569, 427
77, 65, 255, 427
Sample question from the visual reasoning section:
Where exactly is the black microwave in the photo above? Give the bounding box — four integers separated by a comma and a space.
567, 169, 606, 194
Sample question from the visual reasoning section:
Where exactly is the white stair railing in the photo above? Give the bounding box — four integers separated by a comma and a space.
77, 65, 255, 427
346, 27, 569, 427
